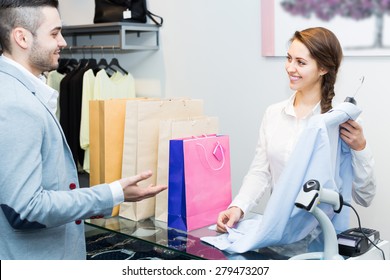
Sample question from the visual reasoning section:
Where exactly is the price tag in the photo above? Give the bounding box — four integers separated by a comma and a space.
123, 9, 132, 19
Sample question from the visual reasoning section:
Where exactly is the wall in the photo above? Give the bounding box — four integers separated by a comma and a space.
59, 0, 390, 242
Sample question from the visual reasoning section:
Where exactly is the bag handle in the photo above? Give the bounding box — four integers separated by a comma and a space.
146, 10, 163, 26
192, 134, 217, 139
196, 141, 225, 171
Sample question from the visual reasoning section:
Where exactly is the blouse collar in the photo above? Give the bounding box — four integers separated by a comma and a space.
284, 92, 321, 118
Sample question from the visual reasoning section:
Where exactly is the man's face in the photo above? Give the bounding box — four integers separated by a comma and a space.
28, 7, 67, 75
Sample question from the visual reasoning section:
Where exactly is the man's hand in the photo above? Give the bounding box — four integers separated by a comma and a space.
118, 170, 167, 202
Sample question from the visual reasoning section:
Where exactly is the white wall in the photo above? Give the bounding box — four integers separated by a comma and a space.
59, 0, 390, 242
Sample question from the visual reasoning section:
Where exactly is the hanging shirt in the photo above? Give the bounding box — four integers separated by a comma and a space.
47, 70, 65, 120
94, 68, 135, 99
79, 69, 136, 173
59, 61, 91, 169
79, 69, 97, 173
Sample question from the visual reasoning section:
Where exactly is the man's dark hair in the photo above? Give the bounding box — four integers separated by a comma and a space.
0, 0, 58, 8
0, 0, 59, 53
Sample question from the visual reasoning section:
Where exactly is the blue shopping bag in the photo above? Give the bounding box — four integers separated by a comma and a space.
168, 135, 232, 231
167, 139, 187, 231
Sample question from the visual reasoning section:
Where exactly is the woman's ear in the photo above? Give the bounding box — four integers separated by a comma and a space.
320, 68, 328, 77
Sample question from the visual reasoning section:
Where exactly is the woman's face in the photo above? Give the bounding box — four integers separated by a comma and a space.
285, 39, 326, 94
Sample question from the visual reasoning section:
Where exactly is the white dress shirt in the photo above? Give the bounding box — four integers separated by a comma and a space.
1, 55, 59, 115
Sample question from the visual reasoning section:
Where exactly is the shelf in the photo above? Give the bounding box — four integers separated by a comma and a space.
61, 22, 160, 51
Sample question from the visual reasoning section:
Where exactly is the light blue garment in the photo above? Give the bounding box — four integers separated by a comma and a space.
0, 57, 115, 259
201, 103, 361, 253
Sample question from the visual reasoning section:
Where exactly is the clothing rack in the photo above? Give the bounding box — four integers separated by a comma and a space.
62, 45, 121, 52
60, 46, 122, 63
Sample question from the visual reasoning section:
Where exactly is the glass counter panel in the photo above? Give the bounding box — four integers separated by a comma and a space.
85, 216, 324, 260
85, 224, 196, 260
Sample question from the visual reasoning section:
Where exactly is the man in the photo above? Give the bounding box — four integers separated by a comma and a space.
0, 0, 167, 259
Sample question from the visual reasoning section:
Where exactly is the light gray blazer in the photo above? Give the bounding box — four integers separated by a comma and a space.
0, 58, 114, 259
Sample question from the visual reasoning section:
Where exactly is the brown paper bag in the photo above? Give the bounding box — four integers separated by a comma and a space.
154, 116, 219, 222
119, 99, 204, 221
89, 98, 142, 216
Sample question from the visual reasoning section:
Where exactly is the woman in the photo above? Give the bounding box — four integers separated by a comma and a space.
217, 27, 376, 233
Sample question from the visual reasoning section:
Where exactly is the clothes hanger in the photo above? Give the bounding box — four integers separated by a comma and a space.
108, 47, 128, 75
108, 58, 128, 75
86, 47, 97, 69
96, 47, 116, 75
58, 58, 78, 74
75, 46, 90, 69
58, 47, 78, 74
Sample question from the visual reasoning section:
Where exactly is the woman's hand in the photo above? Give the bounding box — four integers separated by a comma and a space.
216, 206, 243, 233
339, 120, 366, 151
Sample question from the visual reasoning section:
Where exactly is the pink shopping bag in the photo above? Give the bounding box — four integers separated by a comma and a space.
168, 135, 232, 231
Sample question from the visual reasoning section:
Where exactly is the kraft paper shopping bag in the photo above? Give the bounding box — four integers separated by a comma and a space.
120, 99, 204, 221
168, 135, 232, 231
155, 116, 219, 222
89, 98, 141, 216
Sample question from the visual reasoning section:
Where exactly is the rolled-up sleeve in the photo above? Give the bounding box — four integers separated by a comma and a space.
351, 144, 376, 206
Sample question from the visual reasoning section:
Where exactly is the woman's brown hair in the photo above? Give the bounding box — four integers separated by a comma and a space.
290, 27, 343, 113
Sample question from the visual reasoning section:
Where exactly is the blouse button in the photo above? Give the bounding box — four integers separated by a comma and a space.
69, 183, 77, 190
75, 220, 82, 225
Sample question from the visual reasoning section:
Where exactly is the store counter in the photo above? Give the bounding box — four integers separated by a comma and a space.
84, 216, 388, 260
